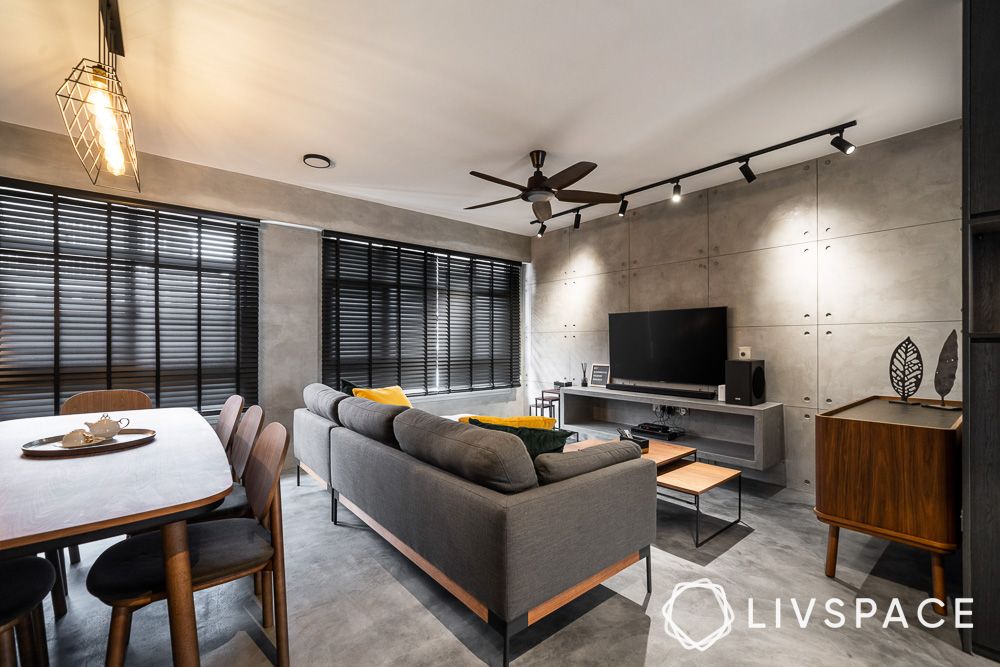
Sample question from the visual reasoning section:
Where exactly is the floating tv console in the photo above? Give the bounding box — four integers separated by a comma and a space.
560, 385, 784, 471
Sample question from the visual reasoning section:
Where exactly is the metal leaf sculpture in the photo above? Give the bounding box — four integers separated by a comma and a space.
889, 336, 923, 403
933, 329, 959, 405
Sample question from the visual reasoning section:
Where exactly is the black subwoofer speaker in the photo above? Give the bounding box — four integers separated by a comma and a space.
725, 359, 766, 406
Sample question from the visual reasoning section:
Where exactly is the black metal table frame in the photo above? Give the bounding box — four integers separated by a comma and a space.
656, 472, 742, 547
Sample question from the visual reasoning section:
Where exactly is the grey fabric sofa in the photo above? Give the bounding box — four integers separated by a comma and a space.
293, 383, 656, 666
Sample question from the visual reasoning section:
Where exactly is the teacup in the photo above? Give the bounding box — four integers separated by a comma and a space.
62, 429, 99, 448
85, 414, 130, 438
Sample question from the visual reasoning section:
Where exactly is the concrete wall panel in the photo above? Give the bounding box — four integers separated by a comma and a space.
783, 407, 816, 492
708, 162, 817, 255
568, 271, 629, 331
709, 243, 817, 326
569, 215, 629, 277
628, 193, 708, 268
528, 279, 571, 333
629, 260, 708, 313
529, 227, 570, 283
729, 326, 818, 409
818, 221, 961, 324
818, 120, 961, 239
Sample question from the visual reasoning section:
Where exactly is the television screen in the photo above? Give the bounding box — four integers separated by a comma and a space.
609, 307, 727, 386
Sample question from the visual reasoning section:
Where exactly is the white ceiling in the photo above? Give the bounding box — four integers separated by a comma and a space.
0, 1, 961, 235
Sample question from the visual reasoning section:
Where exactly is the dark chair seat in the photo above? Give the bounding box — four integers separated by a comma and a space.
0, 557, 55, 627
86, 519, 273, 606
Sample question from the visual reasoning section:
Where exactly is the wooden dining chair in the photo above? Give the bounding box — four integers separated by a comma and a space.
0, 556, 55, 667
215, 395, 244, 453
85, 422, 290, 667
192, 405, 264, 523
56, 390, 154, 579
60, 390, 152, 416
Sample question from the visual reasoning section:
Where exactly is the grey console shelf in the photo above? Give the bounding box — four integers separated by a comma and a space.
559, 385, 784, 470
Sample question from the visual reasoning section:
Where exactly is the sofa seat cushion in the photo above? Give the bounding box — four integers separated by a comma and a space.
339, 397, 409, 447
468, 419, 571, 458
394, 409, 538, 493
303, 383, 350, 425
534, 441, 641, 485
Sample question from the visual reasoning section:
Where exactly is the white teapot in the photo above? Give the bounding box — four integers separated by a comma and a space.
85, 414, 130, 438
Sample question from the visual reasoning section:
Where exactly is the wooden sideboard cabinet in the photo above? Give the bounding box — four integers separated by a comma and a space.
814, 396, 962, 613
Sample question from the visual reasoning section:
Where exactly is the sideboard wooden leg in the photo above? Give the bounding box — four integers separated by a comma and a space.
824, 525, 840, 578
931, 554, 947, 615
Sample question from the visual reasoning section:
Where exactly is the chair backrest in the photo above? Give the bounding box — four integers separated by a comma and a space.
61, 389, 152, 415
230, 404, 264, 481
244, 422, 289, 523
215, 395, 244, 452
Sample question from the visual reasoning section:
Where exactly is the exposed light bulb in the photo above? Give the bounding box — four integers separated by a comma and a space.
87, 66, 126, 176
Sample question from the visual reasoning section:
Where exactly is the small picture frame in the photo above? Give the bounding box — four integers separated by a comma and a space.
590, 363, 610, 387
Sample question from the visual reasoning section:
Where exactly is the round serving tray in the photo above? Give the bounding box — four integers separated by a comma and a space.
21, 428, 157, 458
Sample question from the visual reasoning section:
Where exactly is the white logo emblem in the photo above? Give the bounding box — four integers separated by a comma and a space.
661, 578, 735, 651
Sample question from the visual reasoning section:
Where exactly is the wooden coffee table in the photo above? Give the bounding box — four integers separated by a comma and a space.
657, 461, 742, 547
566, 438, 697, 471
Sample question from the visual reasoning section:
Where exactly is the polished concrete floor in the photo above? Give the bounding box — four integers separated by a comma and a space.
42, 472, 989, 666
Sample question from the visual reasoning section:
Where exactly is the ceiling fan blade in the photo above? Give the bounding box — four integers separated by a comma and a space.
554, 190, 622, 204
544, 161, 597, 190
464, 195, 522, 210
470, 171, 526, 191
532, 200, 552, 221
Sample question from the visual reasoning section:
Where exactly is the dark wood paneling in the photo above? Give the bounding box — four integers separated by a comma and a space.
969, 1, 1000, 216
970, 230, 1000, 333
969, 342, 1000, 654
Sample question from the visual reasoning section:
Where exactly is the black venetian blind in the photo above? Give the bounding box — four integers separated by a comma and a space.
0, 178, 259, 420
322, 232, 521, 395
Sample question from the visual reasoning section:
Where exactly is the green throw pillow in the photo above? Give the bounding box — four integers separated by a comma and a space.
469, 419, 572, 458
340, 379, 361, 395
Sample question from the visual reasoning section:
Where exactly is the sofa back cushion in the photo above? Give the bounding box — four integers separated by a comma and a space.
338, 397, 409, 447
534, 441, 641, 485
394, 409, 538, 493
303, 383, 350, 425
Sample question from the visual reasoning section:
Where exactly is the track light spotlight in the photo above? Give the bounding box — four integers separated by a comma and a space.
739, 161, 756, 184
536, 223, 547, 237
671, 182, 682, 203
830, 132, 856, 155
618, 199, 629, 217
573, 211, 582, 229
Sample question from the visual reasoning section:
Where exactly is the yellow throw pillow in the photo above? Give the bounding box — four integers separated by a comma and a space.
459, 415, 556, 430
352, 385, 412, 407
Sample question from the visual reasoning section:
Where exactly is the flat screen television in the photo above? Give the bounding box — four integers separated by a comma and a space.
608, 307, 727, 387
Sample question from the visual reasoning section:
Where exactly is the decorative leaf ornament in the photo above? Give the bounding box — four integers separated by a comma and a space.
889, 336, 923, 403
933, 329, 959, 405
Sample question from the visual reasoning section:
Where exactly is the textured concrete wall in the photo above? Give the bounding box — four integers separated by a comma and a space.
0, 121, 529, 432
527, 120, 962, 493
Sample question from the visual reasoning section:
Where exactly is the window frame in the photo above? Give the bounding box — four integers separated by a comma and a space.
321, 230, 522, 397
0, 176, 260, 418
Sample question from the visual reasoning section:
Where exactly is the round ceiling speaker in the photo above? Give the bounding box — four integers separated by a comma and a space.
303, 154, 334, 169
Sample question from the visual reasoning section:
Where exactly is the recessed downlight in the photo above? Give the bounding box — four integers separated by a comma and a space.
303, 153, 334, 169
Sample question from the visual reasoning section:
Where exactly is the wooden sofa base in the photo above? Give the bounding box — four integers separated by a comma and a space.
338, 495, 651, 666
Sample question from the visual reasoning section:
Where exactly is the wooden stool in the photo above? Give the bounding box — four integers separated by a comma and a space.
0, 556, 56, 667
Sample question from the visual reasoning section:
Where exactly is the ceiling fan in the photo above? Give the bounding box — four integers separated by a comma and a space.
465, 150, 621, 221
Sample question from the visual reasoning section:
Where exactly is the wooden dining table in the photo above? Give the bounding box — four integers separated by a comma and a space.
0, 407, 233, 667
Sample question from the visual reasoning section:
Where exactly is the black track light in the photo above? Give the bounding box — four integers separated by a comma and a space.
739, 161, 756, 184
618, 199, 629, 217
536, 222, 547, 238
573, 211, 582, 229
671, 182, 682, 203
830, 132, 856, 155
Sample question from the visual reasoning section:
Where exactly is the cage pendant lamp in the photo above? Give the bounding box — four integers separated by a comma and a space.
55, 0, 139, 191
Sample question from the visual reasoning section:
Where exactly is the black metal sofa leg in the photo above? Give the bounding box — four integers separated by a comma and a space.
331, 489, 338, 524
643, 545, 652, 593
296, 464, 301, 486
